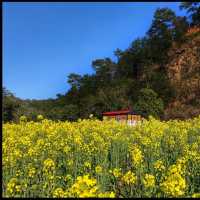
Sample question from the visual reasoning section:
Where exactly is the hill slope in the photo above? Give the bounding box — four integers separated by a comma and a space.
164, 30, 200, 119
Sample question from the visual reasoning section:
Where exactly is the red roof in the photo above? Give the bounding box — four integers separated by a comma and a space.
102, 109, 132, 116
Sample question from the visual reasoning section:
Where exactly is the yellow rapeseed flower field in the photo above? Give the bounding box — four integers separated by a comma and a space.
2, 115, 200, 197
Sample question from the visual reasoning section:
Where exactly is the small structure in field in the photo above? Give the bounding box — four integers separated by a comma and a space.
102, 109, 141, 126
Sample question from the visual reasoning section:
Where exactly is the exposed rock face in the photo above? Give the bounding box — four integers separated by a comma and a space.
164, 31, 200, 120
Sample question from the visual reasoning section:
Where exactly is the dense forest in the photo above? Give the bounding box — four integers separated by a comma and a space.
3, 2, 200, 123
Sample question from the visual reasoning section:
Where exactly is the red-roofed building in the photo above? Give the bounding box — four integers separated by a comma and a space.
102, 109, 141, 126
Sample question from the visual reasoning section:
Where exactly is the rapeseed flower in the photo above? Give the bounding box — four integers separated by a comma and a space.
121, 170, 137, 185
53, 188, 65, 198
154, 160, 165, 172
28, 167, 36, 178
130, 145, 143, 166
43, 158, 55, 173
143, 174, 155, 188
37, 114, 44, 121
84, 161, 91, 169
111, 168, 122, 178
3, 116, 200, 198
95, 165, 102, 174
160, 170, 186, 197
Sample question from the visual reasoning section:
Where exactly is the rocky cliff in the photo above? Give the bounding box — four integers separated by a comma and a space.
164, 29, 200, 119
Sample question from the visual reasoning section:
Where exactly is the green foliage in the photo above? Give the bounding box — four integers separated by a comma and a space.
67, 73, 82, 89
180, 2, 200, 26
3, 87, 20, 122
144, 71, 176, 105
147, 8, 189, 64
134, 88, 164, 118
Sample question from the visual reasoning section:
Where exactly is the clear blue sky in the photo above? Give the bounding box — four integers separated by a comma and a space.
3, 2, 186, 100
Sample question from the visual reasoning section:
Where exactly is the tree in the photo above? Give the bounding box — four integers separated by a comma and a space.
173, 16, 189, 42
147, 8, 175, 64
79, 95, 106, 119
117, 37, 150, 80
67, 73, 82, 89
141, 69, 176, 106
134, 88, 164, 119
114, 48, 123, 61
147, 8, 188, 64
2, 87, 20, 122
92, 58, 117, 83
148, 8, 176, 38
79, 74, 98, 95
180, 2, 200, 26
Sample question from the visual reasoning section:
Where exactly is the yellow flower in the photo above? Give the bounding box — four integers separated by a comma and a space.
28, 167, 36, 178
20, 115, 27, 122
67, 159, 74, 167
153, 160, 165, 171
160, 170, 186, 197
16, 170, 22, 177
65, 174, 72, 182
6, 178, 19, 194
143, 174, 155, 188
95, 165, 102, 174
67, 175, 97, 197
141, 136, 151, 146
14, 149, 22, 158
37, 114, 44, 121
15, 185, 21, 192
98, 191, 115, 198
53, 188, 65, 198
130, 145, 143, 166
43, 158, 55, 173
192, 193, 200, 198
84, 161, 91, 169
109, 192, 115, 198
63, 146, 71, 154
3, 114, 200, 197
66, 174, 115, 198
112, 168, 122, 178
121, 170, 137, 185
